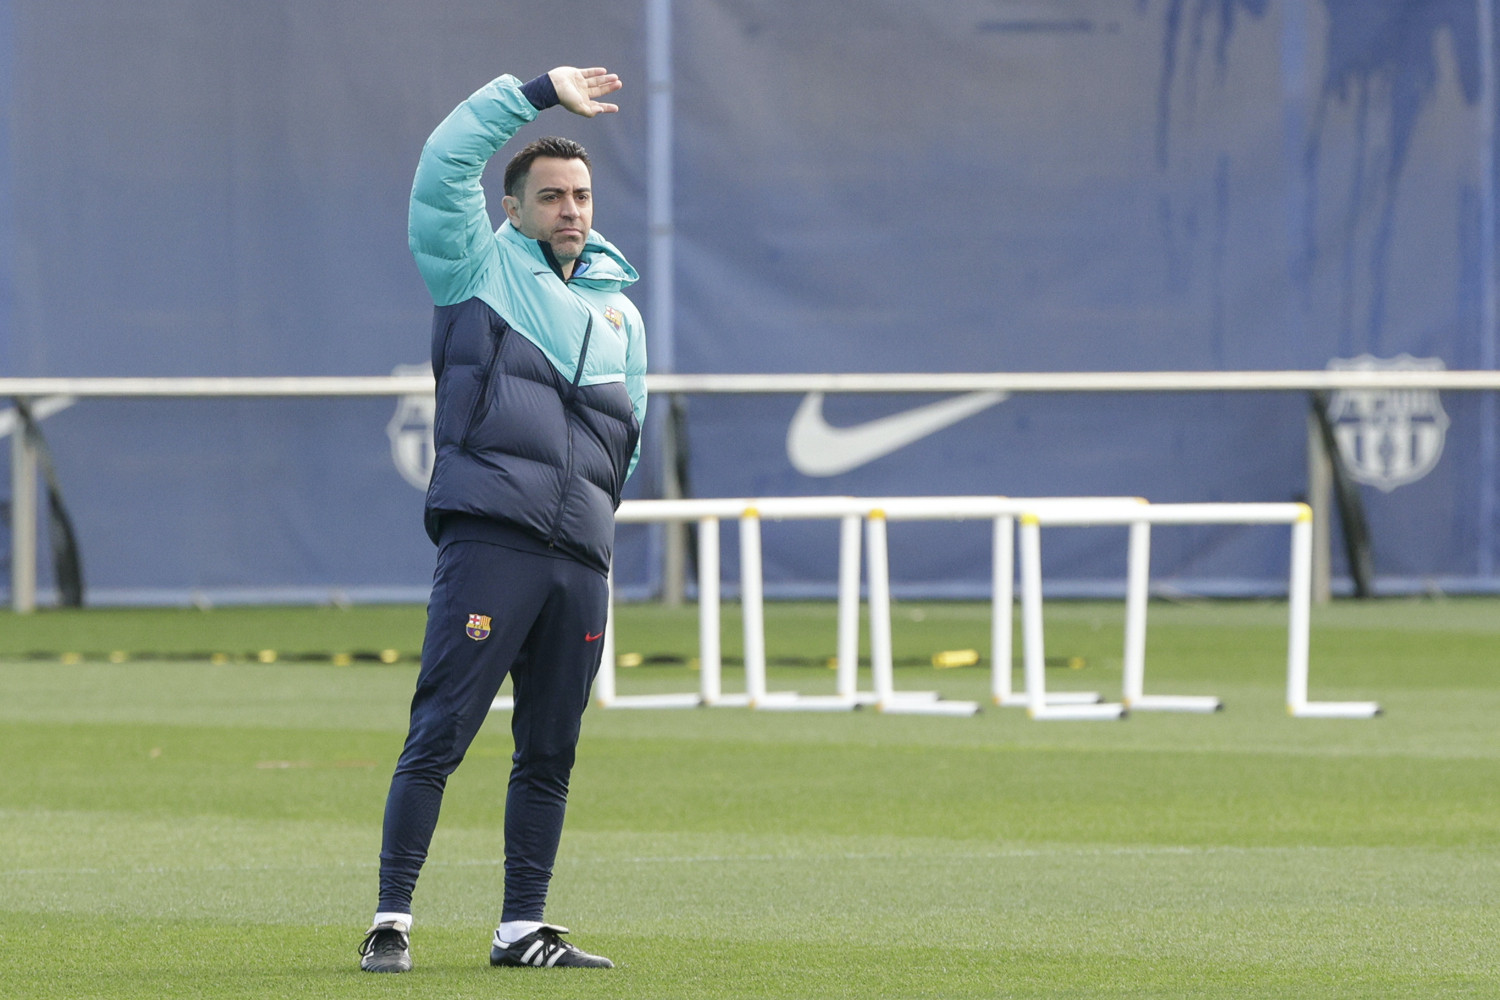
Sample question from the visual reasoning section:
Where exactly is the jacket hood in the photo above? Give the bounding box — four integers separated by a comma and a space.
578, 231, 639, 288
497, 221, 638, 290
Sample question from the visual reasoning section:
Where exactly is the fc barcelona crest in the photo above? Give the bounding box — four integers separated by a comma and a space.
465, 614, 492, 641
1326, 355, 1449, 493
603, 306, 624, 332
387, 363, 435, 490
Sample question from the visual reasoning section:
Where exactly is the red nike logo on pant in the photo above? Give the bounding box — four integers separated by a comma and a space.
585, 632, 603, 642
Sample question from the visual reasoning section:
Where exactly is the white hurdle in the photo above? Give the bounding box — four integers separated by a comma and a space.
601, 498, 752, 708
1016, 502, 1380, 719
859, 508, 978, 715
864, 491, 1152, 710
738, 498, 867, 709
597, 496, 978, 714
744, 499, 904, 710
860, 497, 1148, 715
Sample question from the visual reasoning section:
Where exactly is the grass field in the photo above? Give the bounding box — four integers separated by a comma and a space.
0, 597, 1496, 998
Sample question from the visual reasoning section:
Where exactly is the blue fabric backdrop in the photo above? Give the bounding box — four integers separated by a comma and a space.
1, 1, 1494, 602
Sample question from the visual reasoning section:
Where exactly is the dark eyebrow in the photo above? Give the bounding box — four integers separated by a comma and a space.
534, 185, 591, 197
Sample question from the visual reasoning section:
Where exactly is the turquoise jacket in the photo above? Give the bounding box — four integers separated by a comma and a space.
408, 75, 646, 571
409, 74, 648, 481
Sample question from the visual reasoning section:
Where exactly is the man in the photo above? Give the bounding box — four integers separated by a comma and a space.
359, 65, 646, 974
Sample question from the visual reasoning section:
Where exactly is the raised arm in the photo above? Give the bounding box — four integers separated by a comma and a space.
407, 68, 622, 306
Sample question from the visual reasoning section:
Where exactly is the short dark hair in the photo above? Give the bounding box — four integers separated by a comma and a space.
504, 136, 592, 198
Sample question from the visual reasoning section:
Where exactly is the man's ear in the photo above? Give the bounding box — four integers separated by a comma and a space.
501, 194, 520, 224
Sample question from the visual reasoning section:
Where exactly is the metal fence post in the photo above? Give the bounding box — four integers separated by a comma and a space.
10, 408, 38, 613
661, 398, 685, 605
1306, 407, 1332, 604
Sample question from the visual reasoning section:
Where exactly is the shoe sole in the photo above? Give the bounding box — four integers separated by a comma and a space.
490, 950, 612, 969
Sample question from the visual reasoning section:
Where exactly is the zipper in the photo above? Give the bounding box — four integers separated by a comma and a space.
568, 315, 594, 398
546, 316, 595, 545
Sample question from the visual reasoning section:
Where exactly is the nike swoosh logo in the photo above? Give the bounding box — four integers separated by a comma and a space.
786, 391, 1007, 477
585, 631, 604, 642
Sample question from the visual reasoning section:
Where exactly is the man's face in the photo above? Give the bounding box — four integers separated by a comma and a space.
503, 157, 593, 265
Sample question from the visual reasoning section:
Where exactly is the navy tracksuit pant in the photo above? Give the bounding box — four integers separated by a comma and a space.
377, 528, 608, 922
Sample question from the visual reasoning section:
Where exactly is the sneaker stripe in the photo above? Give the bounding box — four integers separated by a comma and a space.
491, 926, 610, 969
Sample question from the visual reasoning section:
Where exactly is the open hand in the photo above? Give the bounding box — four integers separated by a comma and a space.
548, 66, 623, 117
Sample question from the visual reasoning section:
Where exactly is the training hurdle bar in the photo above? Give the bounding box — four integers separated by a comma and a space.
750, 497, 968, 713
596, 496, 976, 714
596, 497, 755, 708
858, 497, 1152, 716
1016, 502, 1381, 720
601, 496, 871, 709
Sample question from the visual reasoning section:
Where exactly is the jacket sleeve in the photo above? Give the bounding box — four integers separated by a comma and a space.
624, 315, 648, 483
408, 75, 539, 306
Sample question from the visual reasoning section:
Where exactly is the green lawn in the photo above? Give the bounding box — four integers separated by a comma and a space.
0, 598, 1496, 998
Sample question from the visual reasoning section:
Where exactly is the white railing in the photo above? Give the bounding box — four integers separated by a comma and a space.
6, 368, 1500, 398
5, 369, 1498, 612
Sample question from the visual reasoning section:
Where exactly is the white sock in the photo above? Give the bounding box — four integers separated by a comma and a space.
496, 920, 544, 944
372, 911, 412, 932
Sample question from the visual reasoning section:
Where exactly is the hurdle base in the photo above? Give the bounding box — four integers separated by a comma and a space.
876, 697, 982, 717
1126, 694, 1223, 713
872, 690, 941, 703
1290, 700, 1381, 719
1028, 702, 1127, 721
724, 692, 802, 709
754, 694, 859, 712
995, 691, 1102, 707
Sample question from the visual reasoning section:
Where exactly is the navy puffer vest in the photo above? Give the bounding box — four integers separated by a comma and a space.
423, 297, 640, 575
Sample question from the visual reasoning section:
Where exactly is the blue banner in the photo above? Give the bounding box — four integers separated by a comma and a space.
1, 1, 1495, 602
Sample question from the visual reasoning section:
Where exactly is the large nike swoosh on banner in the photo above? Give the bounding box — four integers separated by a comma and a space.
786, 390, 1008, 477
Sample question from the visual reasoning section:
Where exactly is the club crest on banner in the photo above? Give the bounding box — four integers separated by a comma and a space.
1325, 355, 1449, 493
466, 614, 492, 641
387, 363, 435, 489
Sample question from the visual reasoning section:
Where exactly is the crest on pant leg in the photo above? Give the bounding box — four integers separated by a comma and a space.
466, 614, 492, 641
